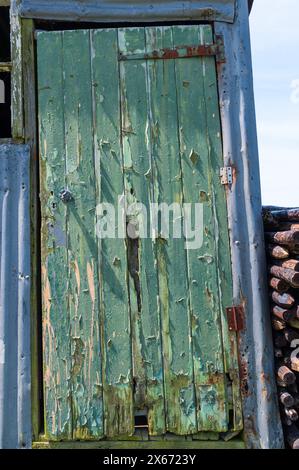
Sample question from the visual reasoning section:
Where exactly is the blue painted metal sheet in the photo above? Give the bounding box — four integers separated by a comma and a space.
19, 0, 236, 23
0, 144, 31, 449
215, 0, 284, 449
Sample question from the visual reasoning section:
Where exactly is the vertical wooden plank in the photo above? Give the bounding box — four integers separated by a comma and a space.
37, 31, 72, 440
145, 26, 197, 435
118, 28, 166, 436
62, 30, 103, 439
172, 25, 228, 432
90, 28, 134, 438
200, 25, 243, 431
22, 18, 41, 441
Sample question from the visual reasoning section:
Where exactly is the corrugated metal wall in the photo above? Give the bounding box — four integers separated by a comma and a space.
215, 0, 284, 448
0, 145, 31, 449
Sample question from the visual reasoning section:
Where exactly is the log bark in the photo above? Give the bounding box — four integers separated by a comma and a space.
267, 244, 289, 260
270, 266, 299, 288
277, 365, 296, 385
269, 277, 290, 293
271, 209, 299, 222
266, 230, 299, 245
272, 305, 297, 322
284, 408, 298, 422
279, 389, 295, 408
262, 208, 280, 227
274, 259, 299, 271
272, 318, 286, 331
276, 223, 299, 232
271, 291, 295, 309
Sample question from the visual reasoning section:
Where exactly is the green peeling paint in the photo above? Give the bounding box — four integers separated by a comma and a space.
37, 24, 242, 442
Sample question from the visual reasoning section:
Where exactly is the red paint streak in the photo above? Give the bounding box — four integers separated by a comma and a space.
161, 49, 179, 59
160, 45, 217, 60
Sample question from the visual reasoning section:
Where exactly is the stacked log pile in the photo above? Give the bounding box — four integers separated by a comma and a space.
263, 207, 299, 449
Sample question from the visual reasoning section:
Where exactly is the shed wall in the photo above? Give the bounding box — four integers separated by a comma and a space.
215, 0, 284, 448
0, 144, 31, 449
0, 0, 283, 450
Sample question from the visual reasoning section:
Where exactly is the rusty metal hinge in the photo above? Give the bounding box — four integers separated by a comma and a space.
220, 166, 233, 185
226, 306, 245, 332
215, 34, 225, 64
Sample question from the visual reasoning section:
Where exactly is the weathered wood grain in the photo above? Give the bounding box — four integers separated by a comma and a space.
267, 244, 289, 260
118, 27, 166, 436
270, 266, 299, 288
271, 291, 295, 309
274, 259, 299, 271
272, 305, 297, 323
62, 30, 103, 439
269, 277, 290, 293
22, 18, 40, 440
172, 24, 230, 432
91, 28, 134, 438
37, 31, 72, 440
201, 24, 243, 431
33, 438, 245, 449
144, 26, 197, 435
266, 230, 299, 246
38, 24, 241, 441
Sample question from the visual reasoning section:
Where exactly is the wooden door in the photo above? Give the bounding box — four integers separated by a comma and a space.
37, 25, 242, 441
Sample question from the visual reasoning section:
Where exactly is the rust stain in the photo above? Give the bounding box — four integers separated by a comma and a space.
148, 44, 219, 60
199, 191, 208, 203
239, 357, 249, 397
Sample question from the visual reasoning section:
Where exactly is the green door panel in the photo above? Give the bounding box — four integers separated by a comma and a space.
37, 24, 242, 441
171, 25, 228, 432
142, 26, 197, 435
90, 28, 134, 438
38, 31, 72, 440
118, 28, 166, 436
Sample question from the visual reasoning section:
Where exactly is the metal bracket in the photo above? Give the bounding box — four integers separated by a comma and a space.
226, 306, 245, 332
220, 166, 233, 185
119, 35, 225, 62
